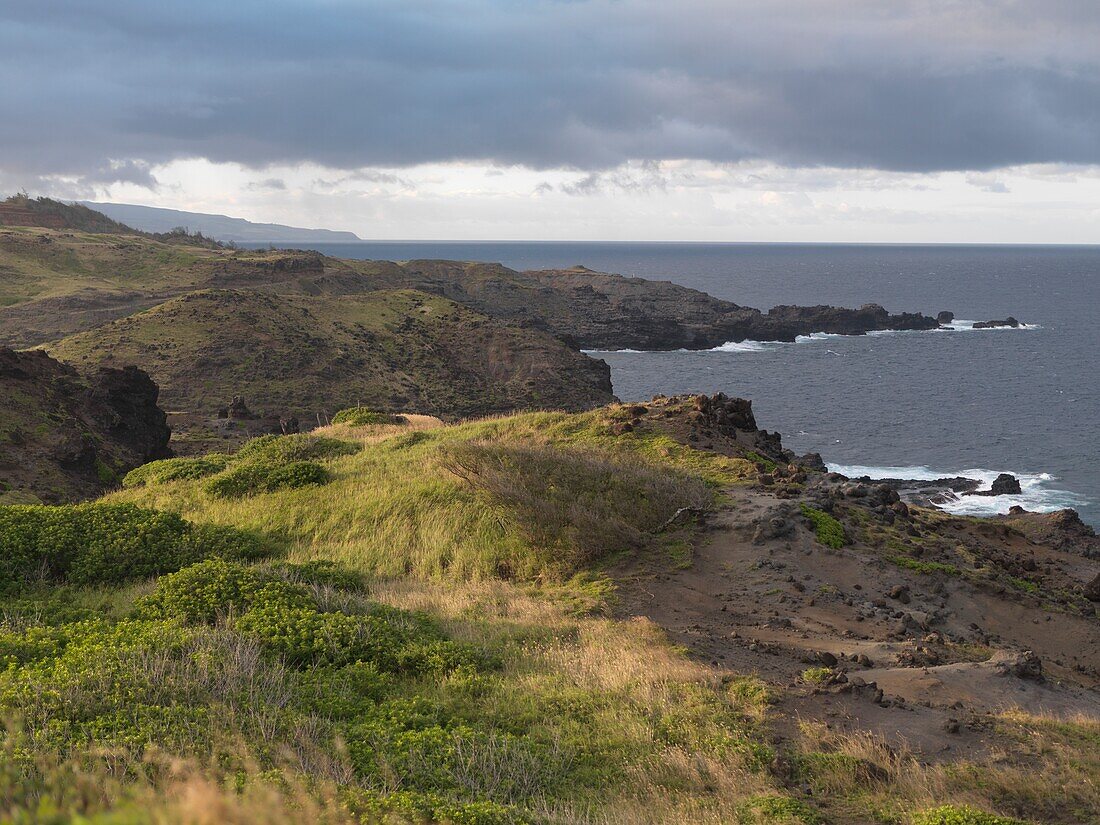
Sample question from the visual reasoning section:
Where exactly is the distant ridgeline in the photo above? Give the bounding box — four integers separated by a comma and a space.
0, 194, 132, 232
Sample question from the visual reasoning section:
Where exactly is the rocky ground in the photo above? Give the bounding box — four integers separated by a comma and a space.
0, 348, 171, 502
609, 395, 1100, 763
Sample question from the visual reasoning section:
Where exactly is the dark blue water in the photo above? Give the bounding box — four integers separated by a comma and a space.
249, 242, 1100, 525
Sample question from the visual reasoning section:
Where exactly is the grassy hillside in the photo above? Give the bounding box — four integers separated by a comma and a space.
46, 288, 614, 421
0, 227, 334, 311
3, 400, 1093, 824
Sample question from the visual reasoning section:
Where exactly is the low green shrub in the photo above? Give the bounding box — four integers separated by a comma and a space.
346, 789, 527, 825
346, 716, 565, 806
235, 602, 410, 668
136, 558, 310, 624
203, 460, 328, 499
912, 805, 1028, 825
888, 556, 961, 576
122, 455, 230, 488
800, 667, 834, 685
0, 503, 264, 591
736, 793, 822, 823
234, 434, 360, 464
332, 407, 404, 427
267, 559, 365, 591
800, 504, 848, 549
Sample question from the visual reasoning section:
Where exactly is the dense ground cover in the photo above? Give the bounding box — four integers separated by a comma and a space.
2, 406, 1094, 824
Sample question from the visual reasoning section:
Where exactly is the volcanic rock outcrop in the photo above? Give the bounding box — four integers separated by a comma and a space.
0, 348, 171, 502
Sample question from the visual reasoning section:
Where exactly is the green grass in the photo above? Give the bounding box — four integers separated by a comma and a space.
887, 556, 962, 576
108, 412, 728, 582
912, 805, 1029, 825
799, 667, 834, 686
799, 504, 848, 549
332, 407, 404, 426
3, 409, 1096, 823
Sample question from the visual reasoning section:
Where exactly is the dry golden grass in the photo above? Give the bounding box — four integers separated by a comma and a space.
791, 709, 1100, 824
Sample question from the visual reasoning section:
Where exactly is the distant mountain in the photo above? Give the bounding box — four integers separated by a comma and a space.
79, 202, 362, 242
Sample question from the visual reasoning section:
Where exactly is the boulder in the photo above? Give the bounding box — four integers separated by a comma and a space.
990, 473, 1022, 495
218, 395, 256, 420
994, 650, 1043, 681
1084, 572, 1100, 603
936, 311, 955, 325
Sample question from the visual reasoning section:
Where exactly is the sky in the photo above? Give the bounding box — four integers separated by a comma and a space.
2, 0, 1099, 243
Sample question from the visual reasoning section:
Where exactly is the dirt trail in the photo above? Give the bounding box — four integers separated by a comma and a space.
614, 486, 1100, 760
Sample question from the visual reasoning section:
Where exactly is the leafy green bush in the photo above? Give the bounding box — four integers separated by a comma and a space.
234, 434, 360, 464
332, 407, 404, 427
912, 806, 1028, 825
122, 455, 230, 488
800, 504, 848, 549
203, 460, 328, 499
800, 667, 834, 685
0, 503, 264, 591
346, 715, 564, 806
235, 602, 408, 668
736, 794, 822, 823
136, 558, 310, 624
266, 559, 365, 591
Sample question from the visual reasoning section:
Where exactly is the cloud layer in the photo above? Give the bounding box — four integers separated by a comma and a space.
3, 0, 1100, 184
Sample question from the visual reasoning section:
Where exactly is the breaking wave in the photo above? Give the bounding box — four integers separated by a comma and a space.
827, 463, 1086, 517
583, 321, 1039, 354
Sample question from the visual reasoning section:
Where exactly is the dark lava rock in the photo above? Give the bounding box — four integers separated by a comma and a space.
967, 473, 1023, 497
995, 650, 1043, 680
974, 317, 1021, 329
1084, 573, 1100, 603
390, 261, 944, 351
888, 585, 911, 604
1001, 508, 1100, 558
936, 311, 955, 325
799, 452, 827, 472
219, 395, 256, 420
990, 473, 1022, 495
0, 348, 171, 502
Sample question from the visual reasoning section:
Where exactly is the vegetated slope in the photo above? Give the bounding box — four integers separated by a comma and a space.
0, 220, 944, 353
47, 288, 615, 421
0, 227, 339, 343
85, 396, 1100, 824
0, 193, 138, 234
0, 348, 171, 503
355, 259, 942, 350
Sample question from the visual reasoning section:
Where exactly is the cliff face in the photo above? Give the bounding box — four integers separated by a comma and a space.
0, 349, 172, 502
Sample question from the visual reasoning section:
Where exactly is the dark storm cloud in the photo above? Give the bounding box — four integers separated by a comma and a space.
2, 0, 1099, 180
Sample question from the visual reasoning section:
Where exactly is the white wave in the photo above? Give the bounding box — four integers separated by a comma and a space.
795, 332, 846, 343
583, 319, 1040, 354
934, 319, 1041, 332
827, 462, 1085, 517
707, 339, 773, 353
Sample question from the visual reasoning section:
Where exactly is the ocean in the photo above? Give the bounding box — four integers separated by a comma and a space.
247, 241, 1100, 526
